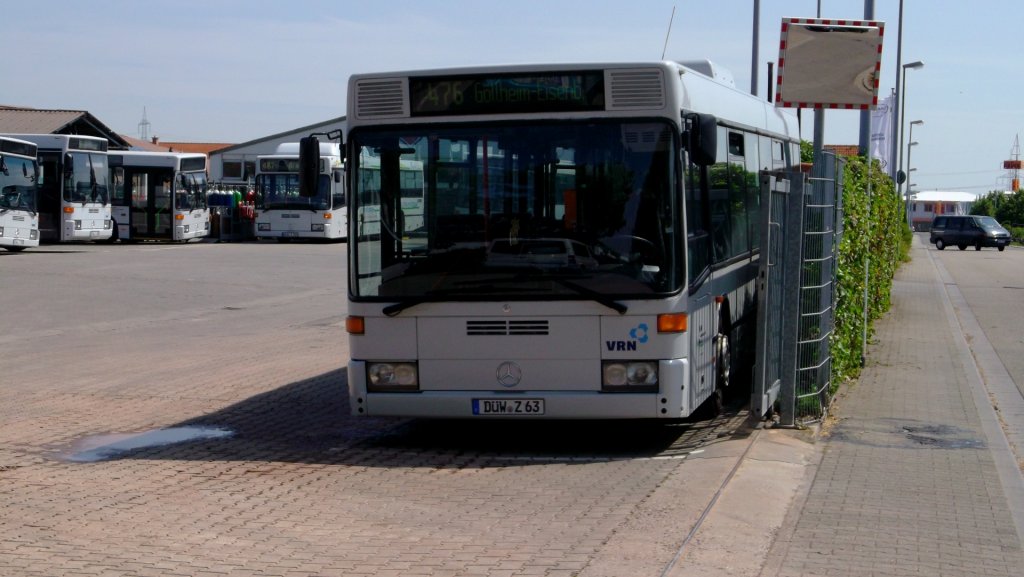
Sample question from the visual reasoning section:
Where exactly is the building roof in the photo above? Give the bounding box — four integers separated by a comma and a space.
209, 115, 346, 155
0, 106, 130, 148
160, 141, 234, 155
910, 191, 977, 203
120, 135, 171, 152
825, 144, 861, 157
119, 135, 233, 155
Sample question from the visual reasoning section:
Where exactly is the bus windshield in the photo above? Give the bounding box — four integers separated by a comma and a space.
350, 120, 681, 301
256, 172, 332, 210
0, 156, 38, 212
65, 152, 109, 204
176, 171, 208, 210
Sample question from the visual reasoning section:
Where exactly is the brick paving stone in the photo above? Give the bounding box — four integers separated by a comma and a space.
6, 233, 1021, 577
763, 237, 1024, 577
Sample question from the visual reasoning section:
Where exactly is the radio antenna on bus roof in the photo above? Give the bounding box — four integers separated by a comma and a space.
661, 5, 676, 60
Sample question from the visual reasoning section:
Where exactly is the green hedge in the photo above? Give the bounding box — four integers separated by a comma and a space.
830, 156, 910, 385
1008, 226, 1024, 244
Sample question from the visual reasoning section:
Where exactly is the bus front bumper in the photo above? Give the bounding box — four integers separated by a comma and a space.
348, 359, 690, 419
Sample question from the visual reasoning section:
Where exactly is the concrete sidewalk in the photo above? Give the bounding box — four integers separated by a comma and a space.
672, 235, 1024, 576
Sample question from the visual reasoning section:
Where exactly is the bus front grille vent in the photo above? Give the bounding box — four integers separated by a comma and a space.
607, 69, 665, 110
467, 320, 549, 336
355, 78, 409, 119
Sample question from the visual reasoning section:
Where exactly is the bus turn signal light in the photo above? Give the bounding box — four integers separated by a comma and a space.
657, 313, 687, 333
346, 316, 365, 335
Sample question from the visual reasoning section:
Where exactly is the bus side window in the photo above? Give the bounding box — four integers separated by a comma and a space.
726, 131, 748, 258
709, 126, 731, 263
112, 167, 126, 204
685, 151, 711, 287
744, 132, 760, 251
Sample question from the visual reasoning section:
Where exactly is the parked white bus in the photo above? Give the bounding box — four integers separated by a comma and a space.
254, 142, 345, 241
0, 133, 112, 242
0, 136, 41, 251
353, 153, 425, 239
108, 151, 211, 242
321, 61, 799, 419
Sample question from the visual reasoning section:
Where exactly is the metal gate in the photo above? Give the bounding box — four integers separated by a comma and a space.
752, 154, 844, 426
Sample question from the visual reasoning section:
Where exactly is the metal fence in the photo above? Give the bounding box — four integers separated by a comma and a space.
753, 153, 844, 426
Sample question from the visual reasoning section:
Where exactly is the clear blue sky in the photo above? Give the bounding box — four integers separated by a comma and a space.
2, 1, 1021, 193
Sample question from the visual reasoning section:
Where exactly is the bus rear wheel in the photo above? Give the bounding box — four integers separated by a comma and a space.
715, 332, 731, 392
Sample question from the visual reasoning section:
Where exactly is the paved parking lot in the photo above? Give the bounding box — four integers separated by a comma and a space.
0, 241, 758, 576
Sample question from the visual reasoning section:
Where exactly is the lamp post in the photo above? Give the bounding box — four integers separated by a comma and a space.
906, 140, 919, 229
897, 61, 924, 216
905, 120, 923, 229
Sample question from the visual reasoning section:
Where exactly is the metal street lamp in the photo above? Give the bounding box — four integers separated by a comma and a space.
906, 140, 919, 229
905, 120, 923, 229
897, 61, 924, 217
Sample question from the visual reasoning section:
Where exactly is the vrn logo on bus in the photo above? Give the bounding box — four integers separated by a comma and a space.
606, 323, 649, 351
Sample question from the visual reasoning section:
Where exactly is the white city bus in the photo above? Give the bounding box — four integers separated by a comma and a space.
330, 61, 799, 419
108, 151, 211, 242
254, 142, 345, 241
0, 133, 112, 242
353, 153, 425, 239
0, 136, 41, 251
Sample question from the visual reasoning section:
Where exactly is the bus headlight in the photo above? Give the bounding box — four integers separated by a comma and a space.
257, 223, 271, 231
74, 220, 82, 230
367, 362, 419, 392
104, 220, 112, 229
602, 361, 658, 392
311, 223, 325, 232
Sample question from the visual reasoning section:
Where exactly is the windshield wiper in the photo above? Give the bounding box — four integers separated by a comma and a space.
383, 298, 428, 316
381, 277, 627, 316
382, 284, 546, 316
550, 278, 628, 314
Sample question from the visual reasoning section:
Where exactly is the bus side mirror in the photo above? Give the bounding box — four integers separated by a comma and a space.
64, 153, 75, 178
685, 113, 717, 166
298, 136, 320, 197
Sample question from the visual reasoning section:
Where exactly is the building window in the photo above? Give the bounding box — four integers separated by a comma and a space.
221, 160, 256, 180
222, 161, 242, 179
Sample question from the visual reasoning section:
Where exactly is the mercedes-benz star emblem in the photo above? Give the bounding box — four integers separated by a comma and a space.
496, 361, 522, 387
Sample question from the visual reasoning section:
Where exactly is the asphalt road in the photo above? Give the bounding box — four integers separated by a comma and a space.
929, 236, 1024, 399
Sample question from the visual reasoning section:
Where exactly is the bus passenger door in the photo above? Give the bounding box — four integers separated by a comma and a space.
128, 170, 172, 238
688, 236, 716, 412
151, 172, 172, 237
129, 173, 149, 237
684, 153, 716, 414
110, 167, 129, 240
36, 152, 62, 241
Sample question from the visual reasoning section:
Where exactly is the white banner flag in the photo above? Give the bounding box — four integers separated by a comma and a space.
870, 95, 894, 177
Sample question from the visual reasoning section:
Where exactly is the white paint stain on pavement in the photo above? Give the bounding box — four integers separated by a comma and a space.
58, 427, 233, 462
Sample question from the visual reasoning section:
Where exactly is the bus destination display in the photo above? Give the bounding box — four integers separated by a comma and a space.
409, 72, 605, 116
260, 158, 302, 173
